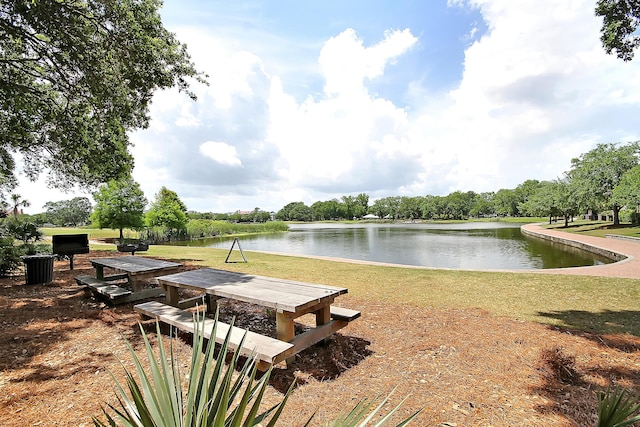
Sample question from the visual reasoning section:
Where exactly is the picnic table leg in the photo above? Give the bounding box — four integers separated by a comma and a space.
128, 275, 143, 292
315, 306, 331, 345
205, 295, 217, 315
163, 285, 179, 306
95, 266, 104, 280
276, 311, 295, 365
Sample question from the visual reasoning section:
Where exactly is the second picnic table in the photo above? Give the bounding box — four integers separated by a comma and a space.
75, 256, 182, 304
134, 267, 361, 369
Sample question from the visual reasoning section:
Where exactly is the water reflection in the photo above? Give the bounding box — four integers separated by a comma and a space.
170, 222, 612, 270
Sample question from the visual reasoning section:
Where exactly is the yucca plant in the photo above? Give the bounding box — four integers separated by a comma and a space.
95, 310, 422, 426
597, 387, 640, 427
94, 311, 294, 426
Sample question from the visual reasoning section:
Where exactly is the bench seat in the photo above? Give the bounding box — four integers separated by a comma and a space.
133, 301, 295, 370
75, 275, 132, 299
330, 306, 361, 322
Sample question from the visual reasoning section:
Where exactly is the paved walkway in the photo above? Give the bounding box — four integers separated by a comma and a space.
520, 223, 640, 279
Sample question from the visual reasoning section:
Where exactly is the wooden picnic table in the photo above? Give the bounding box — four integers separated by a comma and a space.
75, 256, 182, 304
134, 268, 360, 369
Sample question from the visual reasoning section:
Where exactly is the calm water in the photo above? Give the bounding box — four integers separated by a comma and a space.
170, 222, 613, 270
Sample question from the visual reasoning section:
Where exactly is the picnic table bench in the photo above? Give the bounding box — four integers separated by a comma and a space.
134, 268, 360, 370
75, 256, 182, 304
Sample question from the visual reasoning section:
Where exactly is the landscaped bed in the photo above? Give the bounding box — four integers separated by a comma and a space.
0, 251, 639, 426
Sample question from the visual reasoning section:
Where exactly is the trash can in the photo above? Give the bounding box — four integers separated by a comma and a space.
22, 254, 56, 285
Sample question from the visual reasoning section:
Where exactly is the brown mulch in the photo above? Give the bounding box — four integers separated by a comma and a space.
1, 252, 639, 426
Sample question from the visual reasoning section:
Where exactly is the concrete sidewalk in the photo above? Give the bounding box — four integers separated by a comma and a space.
521, 223, 640, 279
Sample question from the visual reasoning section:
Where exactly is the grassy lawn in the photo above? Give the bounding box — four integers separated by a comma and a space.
85, 242, 640, 337
544, 220, 640, 238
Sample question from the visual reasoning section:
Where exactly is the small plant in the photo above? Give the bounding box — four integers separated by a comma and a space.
597, 387, 640, 427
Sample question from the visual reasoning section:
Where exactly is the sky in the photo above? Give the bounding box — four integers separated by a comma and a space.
15, 0, 640, 214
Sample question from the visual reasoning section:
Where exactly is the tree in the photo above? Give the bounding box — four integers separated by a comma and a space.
612, 164, 640, 223
596, 0, 640, 61
44, 197, 92, 226
341, 195, 356, 220
146, 187, 188, 239
567, 142, 640, 225
10, 193, 29, 217
91, 179, 147, 240
518, 181, 558, 221
493, 188, 519, 217
470, 192, 495, 218
1, 0, 204, 191
275, 202, 312, 221
354, 193, 369, 218
398, 196, 423, 220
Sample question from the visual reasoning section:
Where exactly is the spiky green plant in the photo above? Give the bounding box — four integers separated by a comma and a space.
597, 387, 640, 427
323, 389, 422, 427
95, 310, 422, 427
94, 311, 293, 427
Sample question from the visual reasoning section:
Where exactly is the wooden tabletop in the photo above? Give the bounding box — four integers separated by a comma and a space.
156, 268, 347, 313
90, 256, 182, 274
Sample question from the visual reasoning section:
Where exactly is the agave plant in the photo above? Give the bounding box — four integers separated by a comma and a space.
597, 387, 640, 427
95, 310, 422, 426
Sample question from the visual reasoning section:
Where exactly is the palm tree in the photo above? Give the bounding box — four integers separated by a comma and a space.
10, 194, 30, 217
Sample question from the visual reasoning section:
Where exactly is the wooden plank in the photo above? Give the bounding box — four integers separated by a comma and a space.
330, 306, 361, 322
103, 273, 129, 281
158, 269, 344, 313
133, 301, 294, 367
91, 256, 182, 274
286, 319, 349, 360
156, 268, 347, 298
75, 275, 132, 299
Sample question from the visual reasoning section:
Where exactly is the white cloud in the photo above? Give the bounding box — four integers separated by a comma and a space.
410, 0, 640, 194
199, 141, 243, 166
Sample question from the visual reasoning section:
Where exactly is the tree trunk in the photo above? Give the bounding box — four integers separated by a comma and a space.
119, 228, 124, 240
564, 214, 569, 228
613, 204, 620, 226
549, 214, 552, 224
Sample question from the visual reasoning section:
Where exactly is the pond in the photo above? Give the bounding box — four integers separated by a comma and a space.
168, 222, 613, 270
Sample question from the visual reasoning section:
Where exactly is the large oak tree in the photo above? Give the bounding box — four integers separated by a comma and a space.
0, 0, 204, 191
567, 142, 640, 225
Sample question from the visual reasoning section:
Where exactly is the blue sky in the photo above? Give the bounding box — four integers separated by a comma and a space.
17, 0, 640, 214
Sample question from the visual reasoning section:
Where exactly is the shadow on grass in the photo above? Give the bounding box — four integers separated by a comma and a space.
537, 309, 640, 342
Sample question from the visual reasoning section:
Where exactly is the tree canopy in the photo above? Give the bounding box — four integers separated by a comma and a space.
567, 142, 639, 225
43, 197, 92, 226
91, 179, 147, 240
145, 186, 188, 238
596, 0, 640, 61
0, 0, 204, 191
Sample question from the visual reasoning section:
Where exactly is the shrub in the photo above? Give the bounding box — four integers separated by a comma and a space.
0, 236, 21, 277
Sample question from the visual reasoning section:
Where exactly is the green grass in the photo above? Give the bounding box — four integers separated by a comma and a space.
544, 220, 640, 239
115, 243, 640, 336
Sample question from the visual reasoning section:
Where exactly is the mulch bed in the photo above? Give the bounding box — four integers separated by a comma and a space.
0, 251, 639, 426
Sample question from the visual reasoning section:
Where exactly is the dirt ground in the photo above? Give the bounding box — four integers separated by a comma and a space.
1, 252, 639, 426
